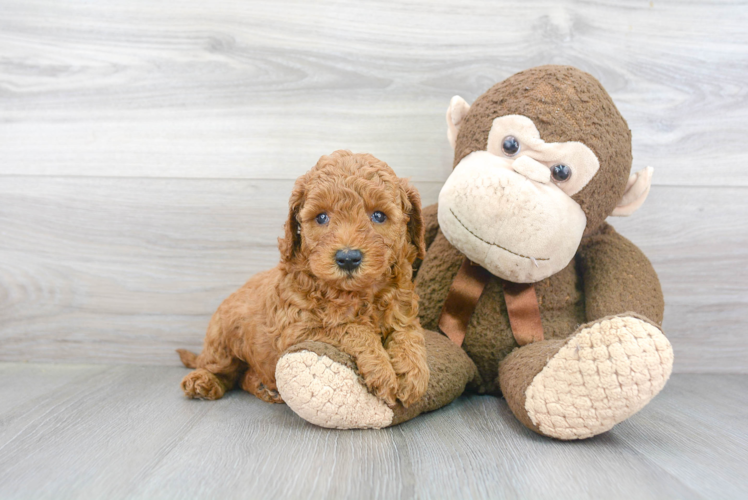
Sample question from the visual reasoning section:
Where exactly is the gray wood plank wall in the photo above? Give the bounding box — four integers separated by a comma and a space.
1, 0, 746, 372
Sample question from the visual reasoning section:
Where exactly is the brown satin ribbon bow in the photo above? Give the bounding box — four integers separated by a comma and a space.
438, 258, 544, 347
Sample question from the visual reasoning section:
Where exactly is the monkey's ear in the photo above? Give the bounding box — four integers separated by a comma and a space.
611, 167, 654, 217
400, 179, 426, 259
278, 177, 306, 262
446, 96, 471, 150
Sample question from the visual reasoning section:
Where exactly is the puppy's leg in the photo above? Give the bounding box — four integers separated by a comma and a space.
385, 328, 429, 407
181, 312, 244, 400
241, 368, 283, 404
336, 328, 398, 406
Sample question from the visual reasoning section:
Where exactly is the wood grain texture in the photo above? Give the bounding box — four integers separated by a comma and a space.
0, 363, 109, 418
1, 0, 747, 185
0, 364, 745, 499
1, 0, 747, 370
1, 177, 746, 371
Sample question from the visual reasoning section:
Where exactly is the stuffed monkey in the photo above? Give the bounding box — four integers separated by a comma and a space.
275, 65, 673, 440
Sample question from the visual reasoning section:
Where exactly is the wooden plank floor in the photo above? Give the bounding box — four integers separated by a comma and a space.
0, 364, 746, 500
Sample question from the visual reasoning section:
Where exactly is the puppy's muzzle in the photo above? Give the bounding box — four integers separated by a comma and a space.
335, 249, 363, 273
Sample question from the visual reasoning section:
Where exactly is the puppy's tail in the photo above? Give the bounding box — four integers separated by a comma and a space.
176, 349, 199, 368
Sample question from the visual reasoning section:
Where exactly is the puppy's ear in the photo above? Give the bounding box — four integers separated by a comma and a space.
278, 175, 306, 262
400, 179, 426, 259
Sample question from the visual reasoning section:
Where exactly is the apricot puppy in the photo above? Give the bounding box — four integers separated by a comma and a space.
178, 150, 429, 407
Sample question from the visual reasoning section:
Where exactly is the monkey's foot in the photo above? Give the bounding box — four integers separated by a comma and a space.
275, 342, 394, 429
500, 314, 673, 440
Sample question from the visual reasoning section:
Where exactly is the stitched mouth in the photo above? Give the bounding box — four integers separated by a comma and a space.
449, 208, 550, 262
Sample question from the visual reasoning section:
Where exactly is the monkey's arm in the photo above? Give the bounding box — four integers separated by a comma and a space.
421, 203, 440, 249
577, 223, 664, 325
412, 203, 439, 279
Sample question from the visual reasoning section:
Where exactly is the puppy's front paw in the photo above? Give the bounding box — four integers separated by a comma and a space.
388, 336, 429, 407
395, 361, 429, 408
360, 364, 398, 407
181, 369, 226, 400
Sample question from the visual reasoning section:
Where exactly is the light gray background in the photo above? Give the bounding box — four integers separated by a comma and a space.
1, 2, 748, 499
2, 0, 746, 372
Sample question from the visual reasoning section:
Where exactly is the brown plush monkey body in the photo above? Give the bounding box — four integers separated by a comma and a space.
417, 213, 665, 396
415, 212, 667, 437
275, 65, 673, 439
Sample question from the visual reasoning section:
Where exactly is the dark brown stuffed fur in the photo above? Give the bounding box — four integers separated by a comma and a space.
416, 211, 664, 395
453, 65, 633, 236
178, 151, 429, 407
415, 66, 664, 396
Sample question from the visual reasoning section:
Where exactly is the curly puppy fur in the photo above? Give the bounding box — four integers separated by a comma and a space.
178, 151, 430, 407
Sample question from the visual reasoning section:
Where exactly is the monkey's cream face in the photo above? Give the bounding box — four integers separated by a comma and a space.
438, 115, 600, 283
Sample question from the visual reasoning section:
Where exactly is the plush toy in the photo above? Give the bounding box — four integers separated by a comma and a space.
276, 65, 673, 439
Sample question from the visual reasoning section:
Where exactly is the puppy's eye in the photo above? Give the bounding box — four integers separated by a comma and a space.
370, 211, 387, 224
502, 136, 520, 156
315, 213, 329, 225
551, 164, 572, 182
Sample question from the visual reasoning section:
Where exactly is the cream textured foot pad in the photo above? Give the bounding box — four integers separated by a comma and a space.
525, 316, 673, 440
276, 351, 394, 429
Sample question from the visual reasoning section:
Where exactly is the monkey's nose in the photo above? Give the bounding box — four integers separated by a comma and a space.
335, 249, 363, 272
512, 156, 551, 184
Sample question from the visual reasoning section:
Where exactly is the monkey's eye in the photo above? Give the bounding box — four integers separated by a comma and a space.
370, 211, 387, 224
315, 213, 329, 225
551, 164, 572, 182
502, 136, 520, 156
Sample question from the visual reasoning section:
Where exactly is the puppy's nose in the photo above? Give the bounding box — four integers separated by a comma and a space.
335, 249, 362, 272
